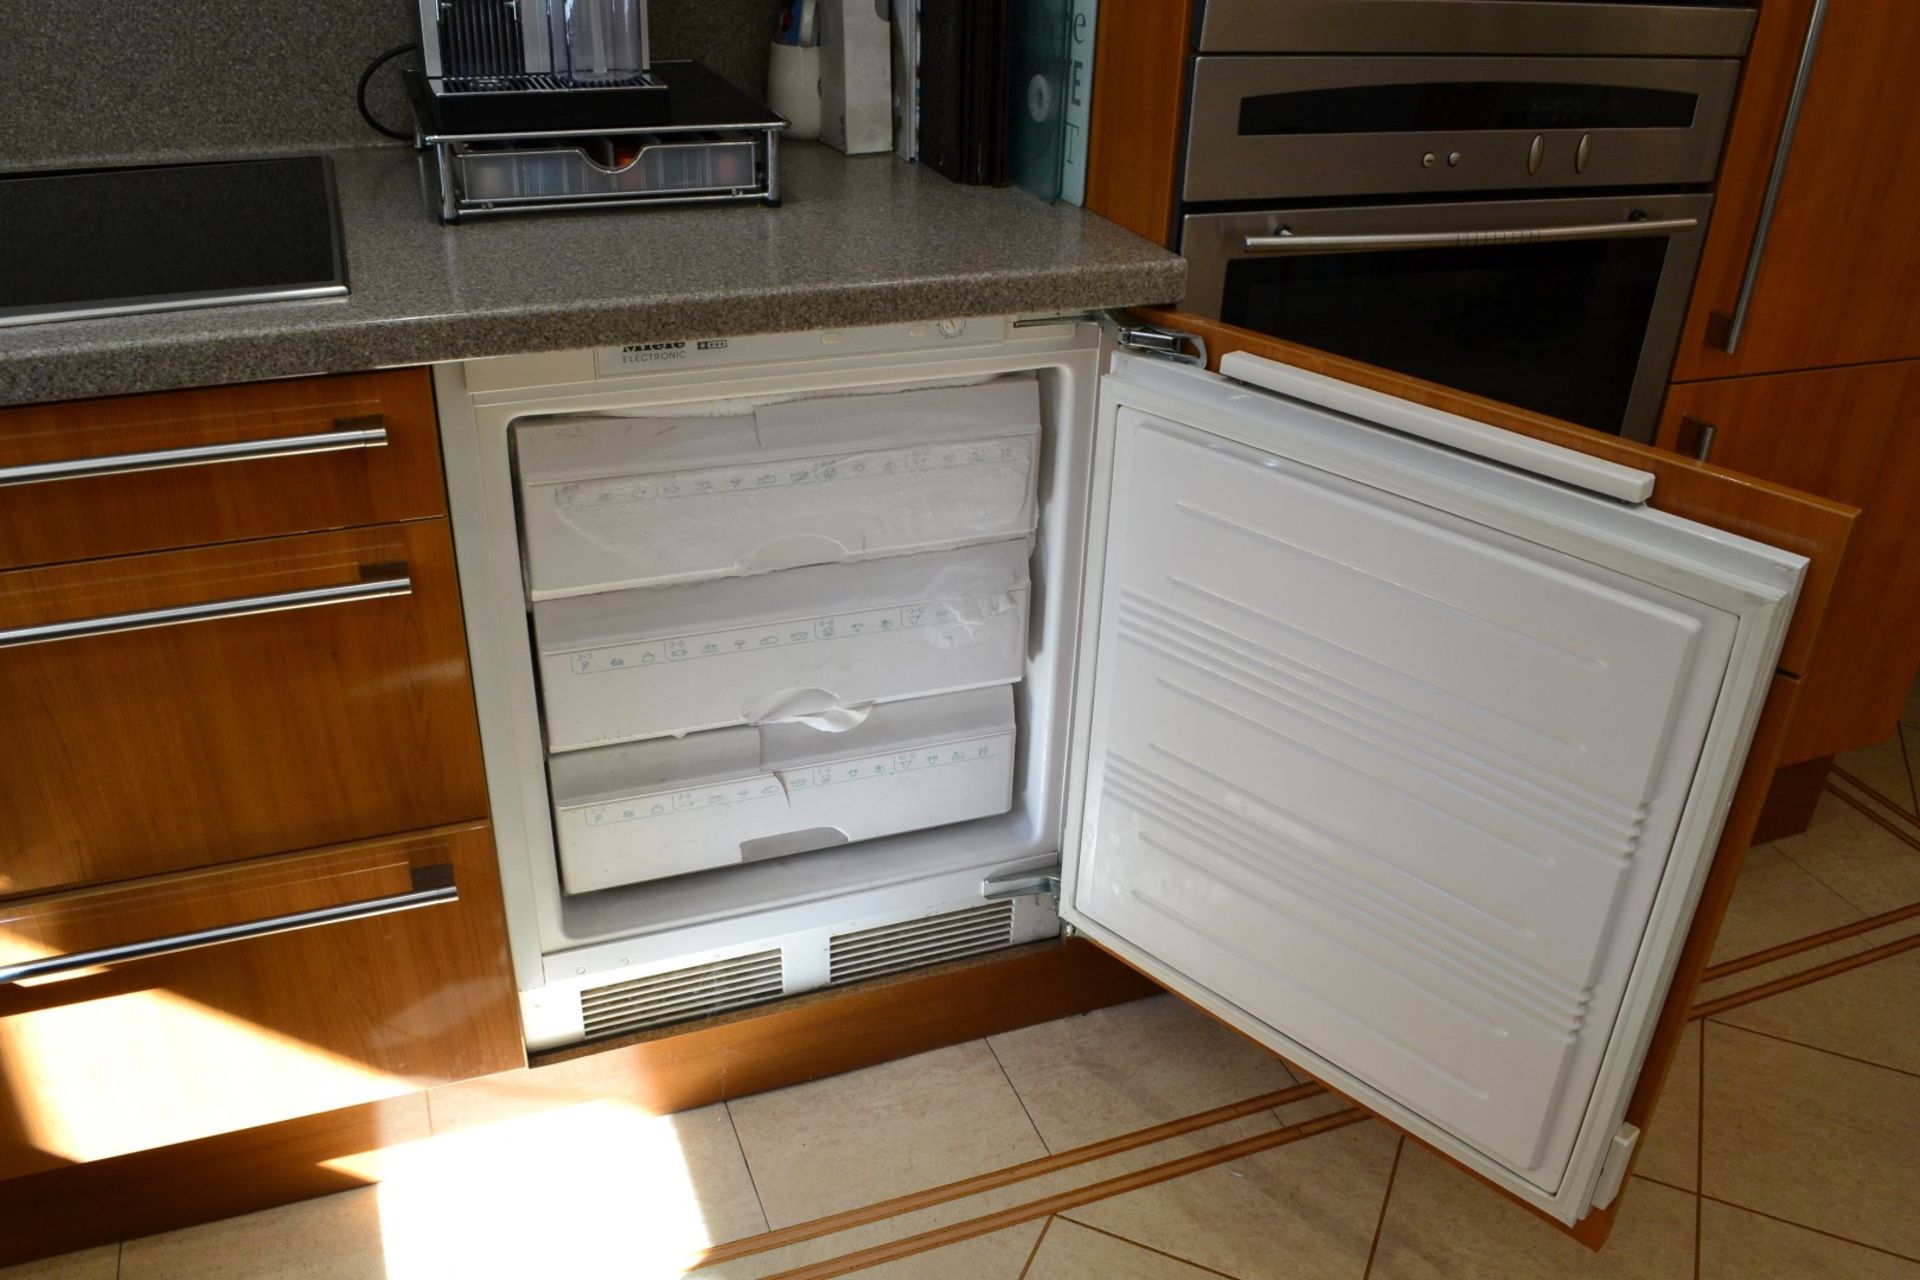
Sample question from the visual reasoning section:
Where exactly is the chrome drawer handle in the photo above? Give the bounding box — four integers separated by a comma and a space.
1717, 0, 1829, 353
0, 867, 458, 986
0, 573, 412, 648
0, 416, 389, 488
1242, 217, 1700, 256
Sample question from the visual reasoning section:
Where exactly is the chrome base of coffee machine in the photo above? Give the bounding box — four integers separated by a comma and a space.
409, 0, 787, 222
411, 61, 786, 222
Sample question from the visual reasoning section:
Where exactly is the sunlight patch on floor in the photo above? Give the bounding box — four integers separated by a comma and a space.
365, 1098, 714, 1278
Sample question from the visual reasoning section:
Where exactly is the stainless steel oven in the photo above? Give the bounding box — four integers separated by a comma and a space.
1174, 0, 1755, 441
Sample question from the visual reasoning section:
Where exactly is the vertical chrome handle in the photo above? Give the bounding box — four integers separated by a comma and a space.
1717, 0, 1830, 354
1679, 415, 1719, 463
0, 415, 389, 488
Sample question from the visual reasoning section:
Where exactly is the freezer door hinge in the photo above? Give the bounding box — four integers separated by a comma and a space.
1589, 1122, 1642, 1210
1104, 312, 1208, 366
981, 871, 1061, 903
1014, 312, 1208, 366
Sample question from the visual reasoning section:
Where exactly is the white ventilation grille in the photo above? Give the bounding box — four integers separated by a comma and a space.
579, 948, 784, 1040
829, 902, 1016, 986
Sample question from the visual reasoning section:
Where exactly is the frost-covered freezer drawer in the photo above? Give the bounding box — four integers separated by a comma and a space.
515, 377, 1042, 599
550, 686, 1017, 892
532, 539, 1032, 750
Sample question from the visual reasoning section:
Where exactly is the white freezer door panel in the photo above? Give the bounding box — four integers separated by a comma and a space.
1070, 403, 1739, 1190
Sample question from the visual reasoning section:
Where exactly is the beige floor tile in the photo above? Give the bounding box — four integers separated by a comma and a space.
1837, 733, 1919, 814
986, 994, 1297, 1151
1699, 1199, 1920, 1279
1632, 1020, 1700, 1191
1708, 842, 1867, 964
1370, 1154, 1694, 1280
1061, 1103, 1398, 1280
1714, 942, 1920, 1075
845, 1219, 1046, 1279
726, 1038, 1048, 1228
120, 1187, 386, 1280
1703, 1022, 1920, 1258
359, 1099, 766, 1276
1776, 792, 1920, 915
1024, 1218, 1224, 1279
0, 1245, 118, 1280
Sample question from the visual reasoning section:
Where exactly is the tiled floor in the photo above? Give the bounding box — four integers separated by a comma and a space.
12, 713, 1920, 1278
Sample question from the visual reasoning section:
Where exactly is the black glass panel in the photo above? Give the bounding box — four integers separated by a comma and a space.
0, 156, 343, 317
1238, 83, 1698, 135
1220, 237, 1668, 433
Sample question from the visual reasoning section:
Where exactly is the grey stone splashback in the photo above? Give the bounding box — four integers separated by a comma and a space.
3, 0, 785, 172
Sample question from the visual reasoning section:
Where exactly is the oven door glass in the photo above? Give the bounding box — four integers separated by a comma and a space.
1182, 194, 1711, 441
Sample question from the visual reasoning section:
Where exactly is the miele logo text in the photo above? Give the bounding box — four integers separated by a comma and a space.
621, 341, 688, 363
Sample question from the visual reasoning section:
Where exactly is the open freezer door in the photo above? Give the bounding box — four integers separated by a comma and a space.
1060, 351, 1804, 1223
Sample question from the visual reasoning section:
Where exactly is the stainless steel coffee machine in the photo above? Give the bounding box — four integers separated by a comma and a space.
407, 0, 785, 221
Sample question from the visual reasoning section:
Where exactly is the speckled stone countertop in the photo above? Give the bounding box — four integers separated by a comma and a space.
0, 144, 1184, 407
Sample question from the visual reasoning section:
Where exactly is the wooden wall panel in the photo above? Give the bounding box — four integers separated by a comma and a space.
1083, 0, 1196, 247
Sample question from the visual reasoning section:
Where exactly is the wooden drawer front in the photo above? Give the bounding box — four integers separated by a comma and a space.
0, 520, 489, 897
0, 823, 524, 1180
0, 369, 444, 571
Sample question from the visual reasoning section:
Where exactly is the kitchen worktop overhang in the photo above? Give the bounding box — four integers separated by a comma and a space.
0, 144, 1185, 407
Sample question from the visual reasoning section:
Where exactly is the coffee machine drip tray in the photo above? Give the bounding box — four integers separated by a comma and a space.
0, 156, 346, 328
410, 60, 786, 223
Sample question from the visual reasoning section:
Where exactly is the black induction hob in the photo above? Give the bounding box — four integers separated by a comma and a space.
0, 155, 347, 328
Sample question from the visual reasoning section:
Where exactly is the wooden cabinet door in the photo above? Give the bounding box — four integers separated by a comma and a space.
0, 520, 490, 897
0, 824, 524, 1179
1660, 359, 1920, 761
1671, 0, 1920, 379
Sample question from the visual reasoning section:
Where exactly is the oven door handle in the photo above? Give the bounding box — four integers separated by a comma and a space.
1242, 217, 1700, 256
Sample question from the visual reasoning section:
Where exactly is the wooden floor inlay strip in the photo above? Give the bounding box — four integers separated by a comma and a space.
1830, 767, 1920, 830
1691, 931, 1920, 1020
761, 1108, 1371, 1280
696, 1080, 1326, 1268
1825, 778, 1920, 851
1702, 900, 1920, 983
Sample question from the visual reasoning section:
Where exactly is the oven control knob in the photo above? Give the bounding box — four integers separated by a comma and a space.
1422, 151, 1437, 168
1528, 134, 1545, 175
1448, 152, 1462, 167
1577, 133, 1593, 174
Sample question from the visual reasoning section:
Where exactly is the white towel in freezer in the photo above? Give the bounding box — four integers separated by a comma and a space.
549, 686, 1018, 892
514, 376, 1042, 598
532, 538, 1033, 750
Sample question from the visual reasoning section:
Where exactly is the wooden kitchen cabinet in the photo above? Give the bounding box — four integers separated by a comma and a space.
0, 519, 490, 897
0, 822, 524, 1181
1670, 0, 1920, 380
1660, 360, 1920, 762
0, 368, 447, 572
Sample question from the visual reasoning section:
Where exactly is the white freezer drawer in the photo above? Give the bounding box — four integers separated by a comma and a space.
533, 539, 1033, 750
514, 377, 1042, 599
550, 686, 1017, 892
